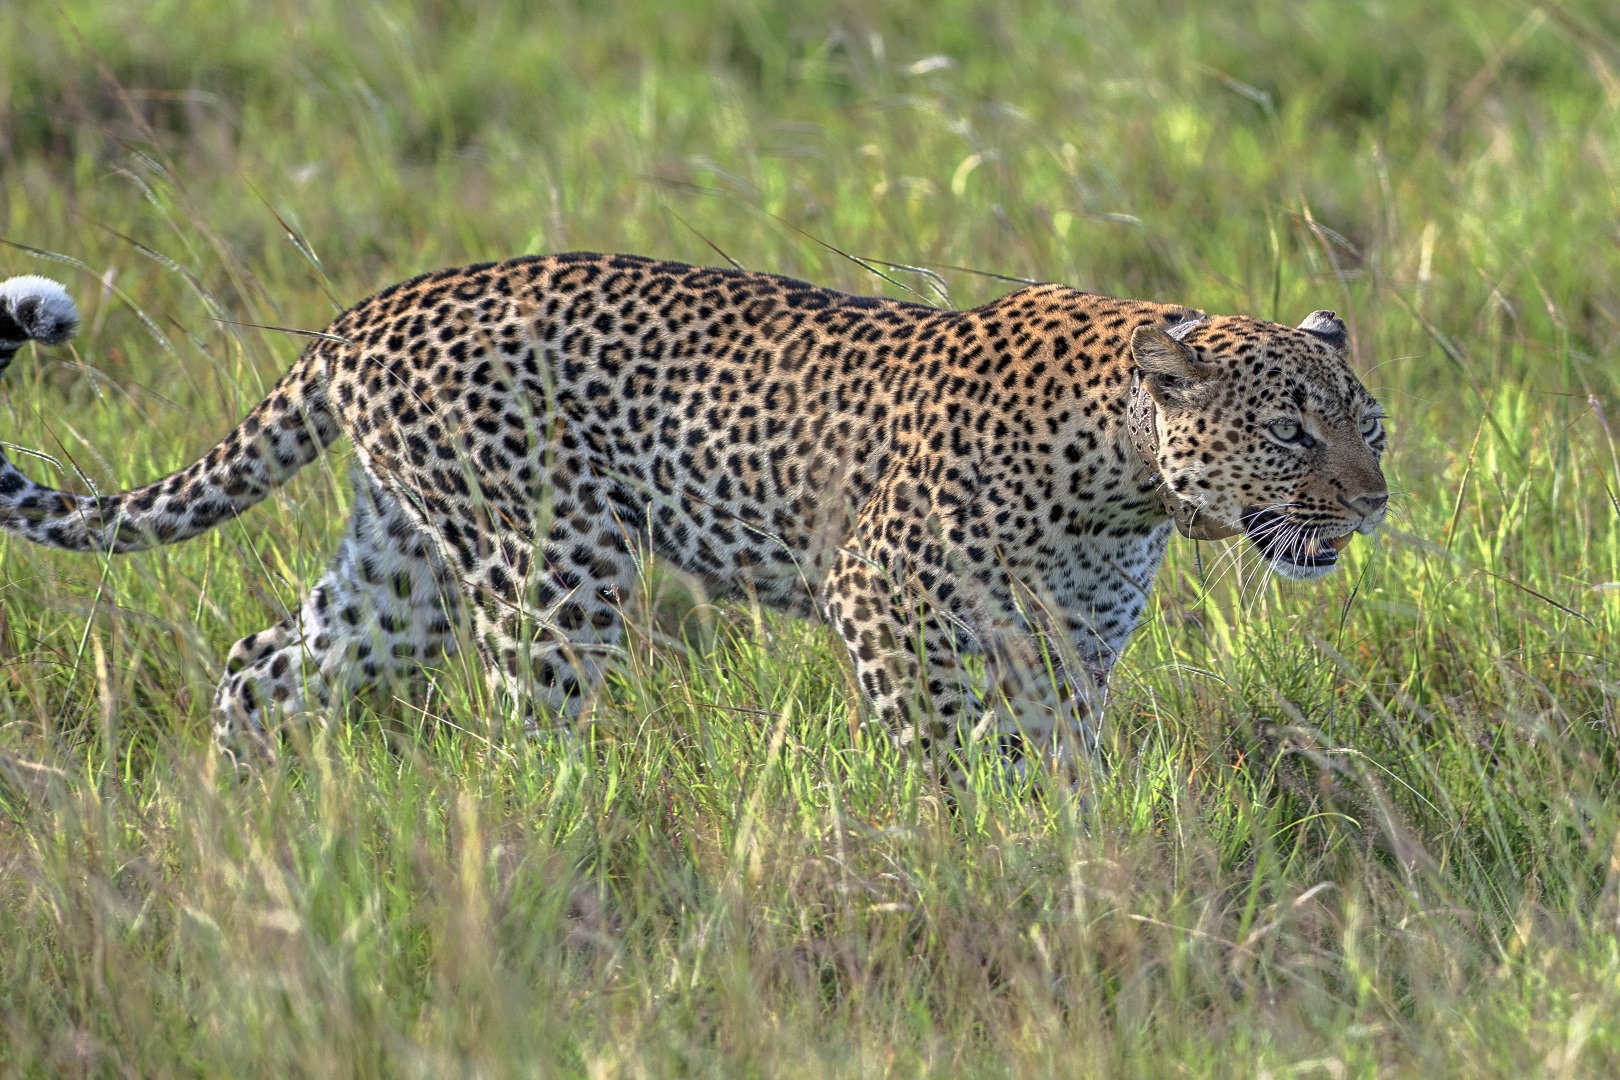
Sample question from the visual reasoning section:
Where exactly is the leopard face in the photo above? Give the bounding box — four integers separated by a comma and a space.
1132, 309, 1388, 581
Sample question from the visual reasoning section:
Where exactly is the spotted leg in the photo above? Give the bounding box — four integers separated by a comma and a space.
984, 525, 1175, 779
466, 535, 636, 730
823, 564, 978, 774
213, 470, 462, 758
820, 482, 1108, 782
975, 628, 1108, 781
819, 489, 987, 775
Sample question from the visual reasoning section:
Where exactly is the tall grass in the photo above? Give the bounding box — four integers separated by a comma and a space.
1, 0, 1618, 1075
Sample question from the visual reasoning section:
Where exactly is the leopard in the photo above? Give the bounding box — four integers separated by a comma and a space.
0, 254, 1388, 773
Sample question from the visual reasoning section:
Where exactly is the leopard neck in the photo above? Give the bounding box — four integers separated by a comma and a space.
1126, 373, 1242, 542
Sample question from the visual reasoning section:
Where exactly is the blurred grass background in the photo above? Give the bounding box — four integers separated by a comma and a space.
1, 0, 1618, 1075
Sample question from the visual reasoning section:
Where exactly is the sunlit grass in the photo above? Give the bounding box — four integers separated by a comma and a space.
2, 0, 1618, 1075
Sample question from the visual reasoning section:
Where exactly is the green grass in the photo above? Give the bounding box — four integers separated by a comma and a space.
2, 0, 1619, 1074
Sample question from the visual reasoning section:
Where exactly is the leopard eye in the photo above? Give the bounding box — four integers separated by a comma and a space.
1360, 414, 1383, 439
1268, 419, 1310, 446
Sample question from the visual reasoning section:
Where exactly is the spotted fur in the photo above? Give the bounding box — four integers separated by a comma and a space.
0, 255, 1387, 770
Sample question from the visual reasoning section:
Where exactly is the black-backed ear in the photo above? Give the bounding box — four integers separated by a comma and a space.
1298, 310, 1348, 350
1131, 324, 1214, 402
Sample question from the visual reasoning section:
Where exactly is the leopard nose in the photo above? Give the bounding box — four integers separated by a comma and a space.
1349, 492, 1387, 517
1336, 491, 1387, 519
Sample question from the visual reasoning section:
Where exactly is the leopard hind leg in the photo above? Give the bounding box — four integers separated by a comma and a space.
462, 480, 637, 732
213, 470, 462, 760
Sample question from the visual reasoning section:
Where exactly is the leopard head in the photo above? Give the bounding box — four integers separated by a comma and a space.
1130, 310, 1388, 580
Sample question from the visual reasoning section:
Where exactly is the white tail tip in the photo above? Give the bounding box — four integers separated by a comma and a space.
0, 275, 80, 347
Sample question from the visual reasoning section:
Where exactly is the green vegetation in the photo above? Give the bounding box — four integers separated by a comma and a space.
2, 0, 1618, 1074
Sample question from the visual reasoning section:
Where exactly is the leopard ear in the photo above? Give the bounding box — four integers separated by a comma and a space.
1131, 325, 1213, 402
1298, 309, 1348, 350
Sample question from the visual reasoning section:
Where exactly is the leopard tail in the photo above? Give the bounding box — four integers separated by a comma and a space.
0, 276, 341, 553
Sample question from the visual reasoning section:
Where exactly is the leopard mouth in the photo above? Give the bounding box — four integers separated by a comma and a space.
1241, 508, 1354, 569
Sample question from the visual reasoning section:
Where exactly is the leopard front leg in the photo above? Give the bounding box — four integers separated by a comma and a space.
818, 559, 1113, 783
820, 544, 985, 777
818, 483, 1118, 783
975, 529, 1170, 782
976, 630, 1111, 781
213, 472, 462, 760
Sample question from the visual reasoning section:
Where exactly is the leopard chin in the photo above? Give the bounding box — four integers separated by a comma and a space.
1264, 551, 1342, 581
